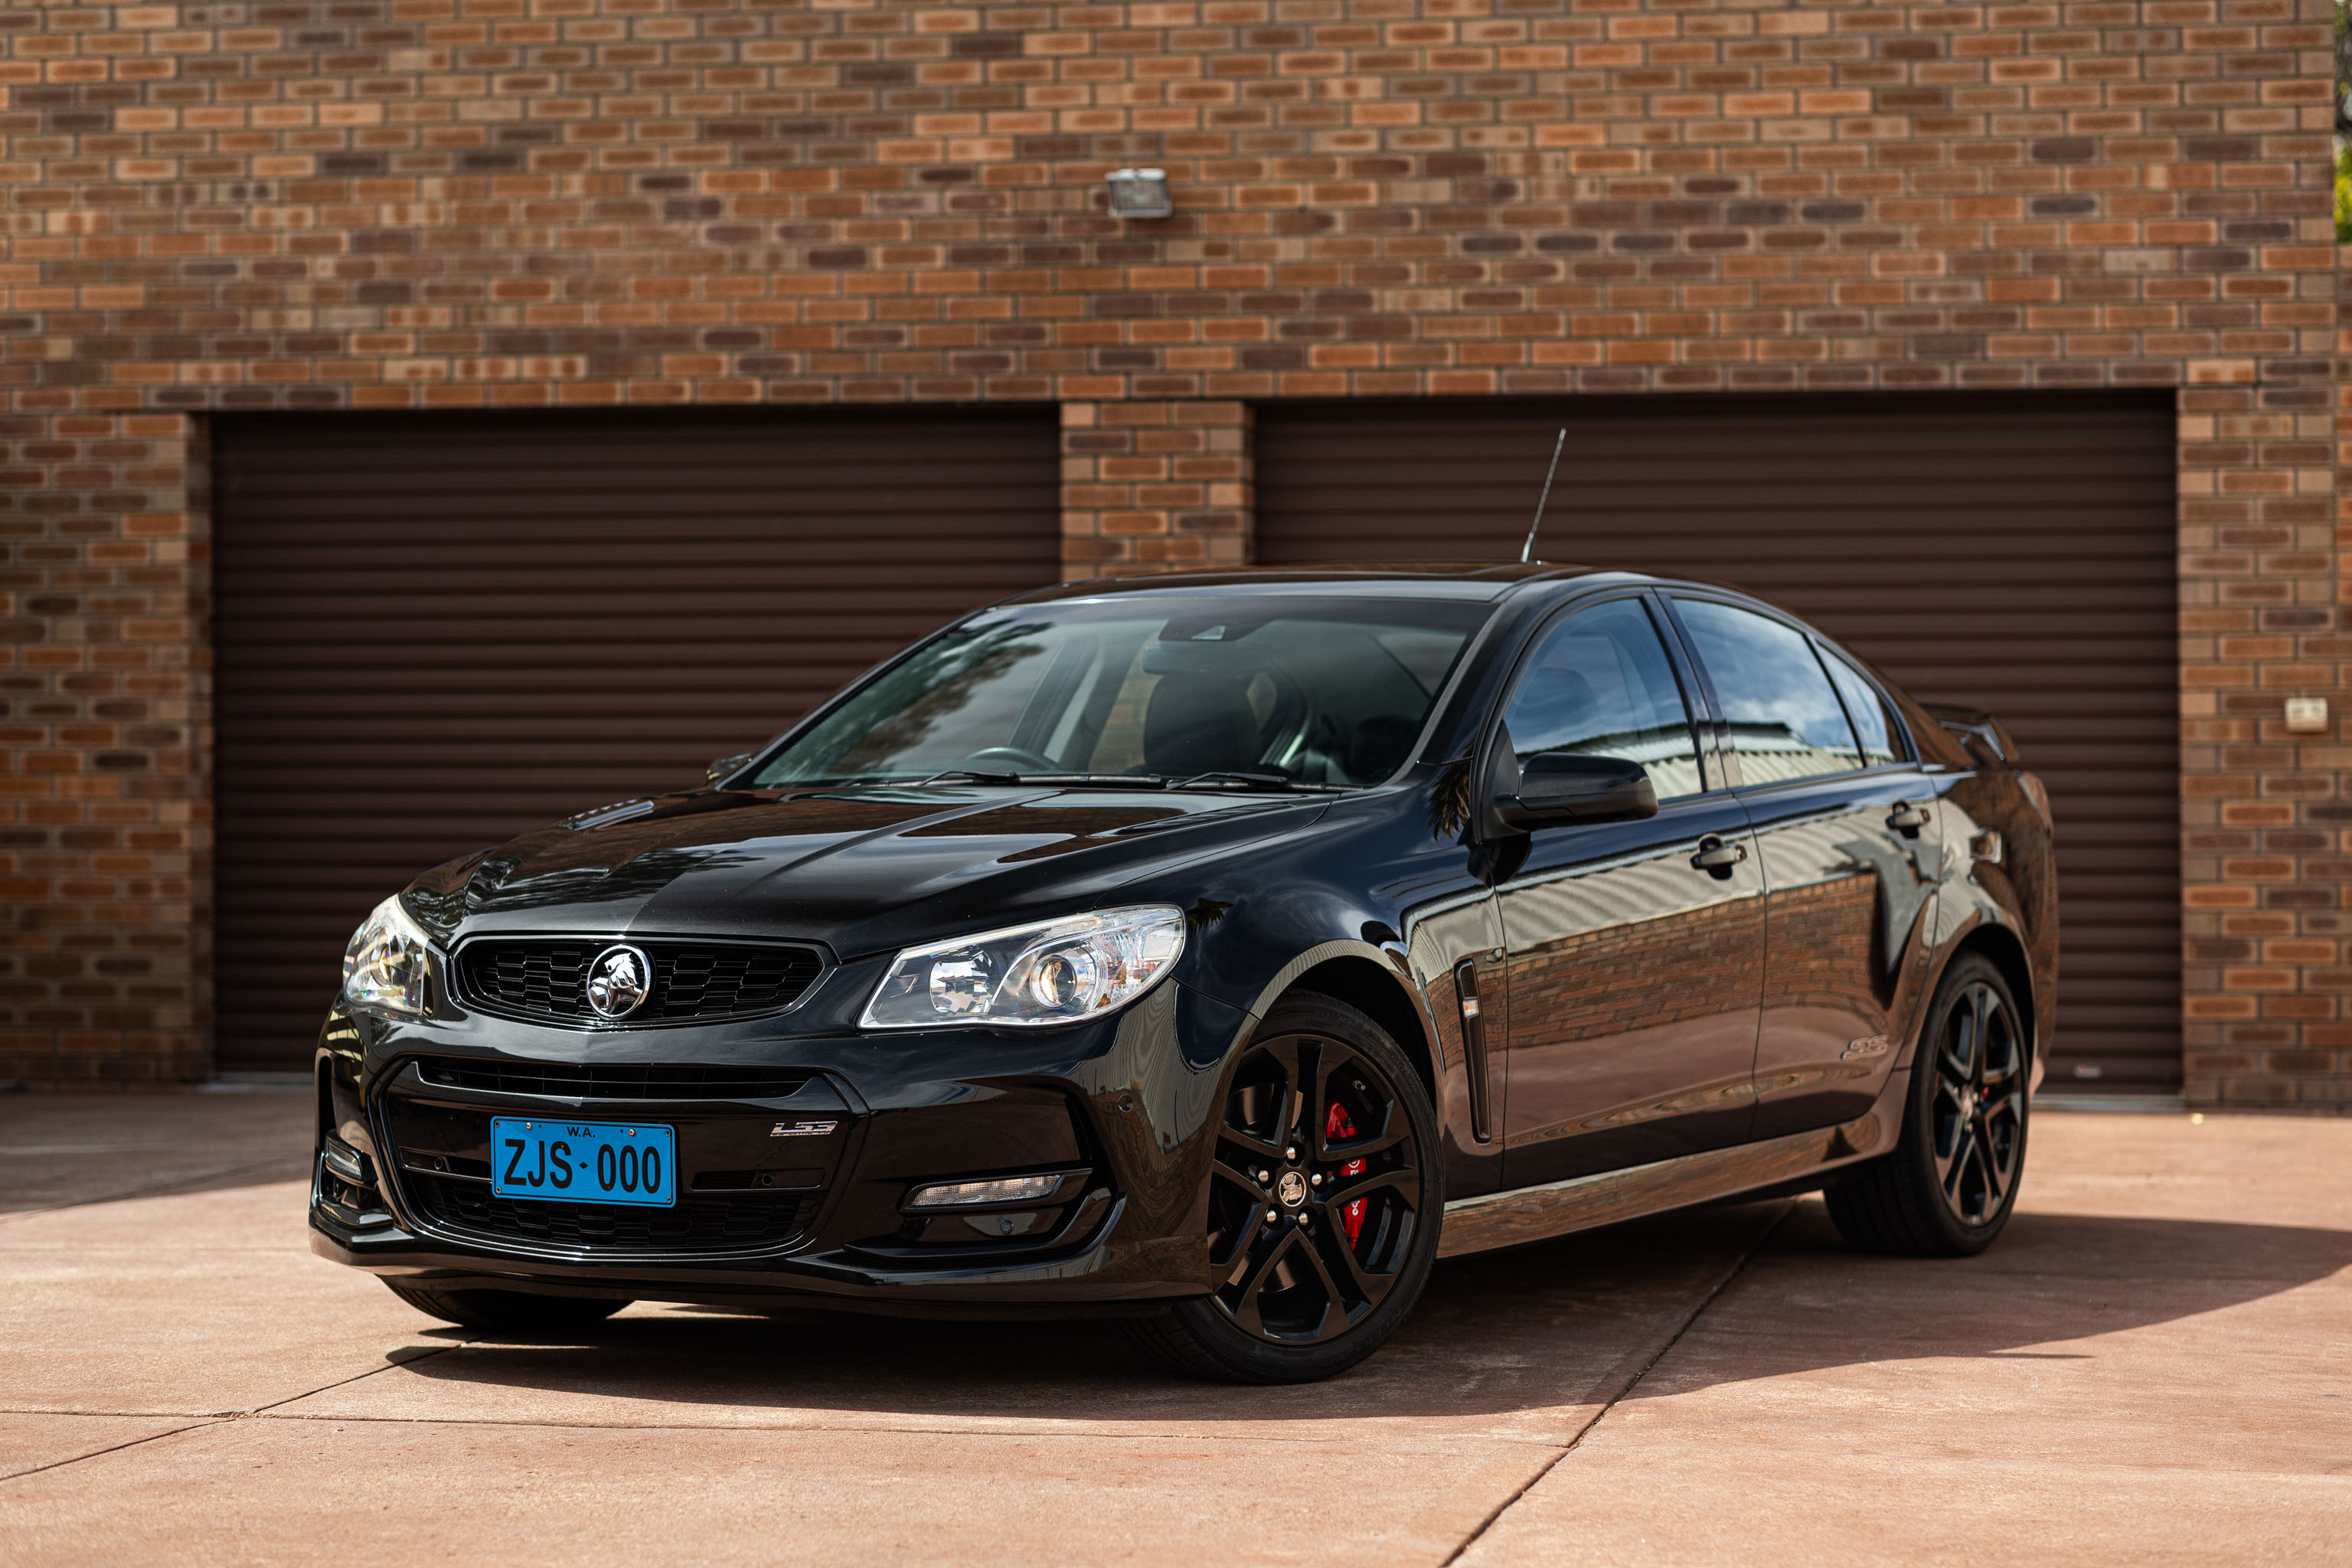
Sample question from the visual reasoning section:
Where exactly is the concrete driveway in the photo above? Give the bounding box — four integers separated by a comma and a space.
1, 1094, 2346, 1566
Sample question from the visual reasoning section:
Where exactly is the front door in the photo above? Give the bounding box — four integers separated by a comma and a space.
1492, 595, 1766, 1188
1667, 596, 1949, 1139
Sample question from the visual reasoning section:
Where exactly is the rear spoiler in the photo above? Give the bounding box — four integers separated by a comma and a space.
1919, 703, 2020, 768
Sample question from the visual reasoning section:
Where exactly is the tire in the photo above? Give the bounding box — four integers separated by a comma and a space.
1122, 992, 1444, 1383
1825, 952, 2030, 1258
384, 1281, 631, 1331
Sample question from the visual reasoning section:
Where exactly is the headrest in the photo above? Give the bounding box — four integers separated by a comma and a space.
1144, 671, 1263, 776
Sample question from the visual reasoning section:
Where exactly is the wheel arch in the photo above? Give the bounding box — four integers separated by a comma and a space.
1240, 942, 1442, 1113
1951, 923, 2039, 1066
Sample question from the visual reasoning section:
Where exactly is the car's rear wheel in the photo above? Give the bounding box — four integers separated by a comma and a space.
384, 1281, 632, 1331
1123, 992, 1442, 1383
1825, 952, 2029, 1257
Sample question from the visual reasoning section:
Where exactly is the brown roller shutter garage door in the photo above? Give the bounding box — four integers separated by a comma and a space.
213, 408, 1061, 1072
1256, 392, 2179, 1093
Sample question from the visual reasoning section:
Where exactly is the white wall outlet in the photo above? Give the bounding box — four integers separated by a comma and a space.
2284, 697, 2328, 733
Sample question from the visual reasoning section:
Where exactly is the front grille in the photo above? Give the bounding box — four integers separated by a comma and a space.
403, 1171, 813, 1253
452, 938, 824, 1027
415, 1058, 812, 1102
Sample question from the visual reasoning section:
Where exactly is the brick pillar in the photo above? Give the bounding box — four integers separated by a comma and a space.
1060, 402, 1253, 580
0, 413, 209, 1088
2177, 354, 2348, 1109
2331, 254, 2352, 1099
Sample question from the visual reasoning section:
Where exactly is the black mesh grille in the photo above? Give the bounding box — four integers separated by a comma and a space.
452, 939, 824, 1026
414, 1059, 812, 1102
403, 1173, 812, 1253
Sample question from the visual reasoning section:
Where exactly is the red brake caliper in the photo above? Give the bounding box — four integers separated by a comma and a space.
1326, 1099, 1367, 1245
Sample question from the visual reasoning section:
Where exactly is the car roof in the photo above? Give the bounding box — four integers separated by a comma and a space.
1010, 562, 1634, 606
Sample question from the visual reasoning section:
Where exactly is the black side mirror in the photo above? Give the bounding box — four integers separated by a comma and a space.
707, 752, 752, 786
1494, 750, 1658, 830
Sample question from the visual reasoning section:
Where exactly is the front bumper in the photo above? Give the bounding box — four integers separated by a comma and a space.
310, 978, 1255, 1315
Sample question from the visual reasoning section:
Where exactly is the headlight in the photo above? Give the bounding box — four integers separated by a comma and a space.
341, 894, 433, 1020
860, 904, 1187, 1031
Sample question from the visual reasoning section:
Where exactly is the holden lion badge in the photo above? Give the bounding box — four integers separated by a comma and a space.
585, 944, 652, 1020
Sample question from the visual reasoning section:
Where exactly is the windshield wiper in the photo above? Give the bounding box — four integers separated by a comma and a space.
905, 770, 1171, 789
805, 769, 1338, 793
1167, 770, 1351, 794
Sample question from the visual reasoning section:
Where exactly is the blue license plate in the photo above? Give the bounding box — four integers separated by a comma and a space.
491, 1116, 675, 1208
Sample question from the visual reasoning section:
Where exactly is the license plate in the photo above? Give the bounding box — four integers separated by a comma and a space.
491, 1116, 675, 1208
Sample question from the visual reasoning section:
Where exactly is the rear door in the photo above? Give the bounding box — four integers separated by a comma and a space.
1491, 593, 1766, 1187
1664, 594, 1951, 1138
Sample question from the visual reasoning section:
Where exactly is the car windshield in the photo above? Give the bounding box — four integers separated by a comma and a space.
751, 595, 1491, 790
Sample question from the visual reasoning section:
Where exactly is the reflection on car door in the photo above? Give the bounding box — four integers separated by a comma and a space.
1491, 594, 1766, 1188
1669, 597, 1949, 1139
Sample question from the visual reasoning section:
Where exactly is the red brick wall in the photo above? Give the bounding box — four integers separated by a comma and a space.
1062, 400, 1251, 574
1, 413, 207, 1086
0, 0, 2342, 1098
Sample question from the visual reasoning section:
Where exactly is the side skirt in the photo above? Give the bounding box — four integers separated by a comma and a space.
1436, 1072, 1906, 1259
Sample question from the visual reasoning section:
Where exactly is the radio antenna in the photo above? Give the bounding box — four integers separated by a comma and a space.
1519, 427, 1567, 564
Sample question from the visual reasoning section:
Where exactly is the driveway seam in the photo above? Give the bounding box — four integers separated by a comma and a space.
242, 1344, 467, 1416
0, 1347, 466, 1429
1436, 1200, 1792, 1568
0, 1419, 227, 1485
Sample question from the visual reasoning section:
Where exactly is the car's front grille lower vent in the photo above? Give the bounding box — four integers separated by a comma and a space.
451, 938, 824, 1027
414, 1059, 813, 1102
403, 1173, 812, 1253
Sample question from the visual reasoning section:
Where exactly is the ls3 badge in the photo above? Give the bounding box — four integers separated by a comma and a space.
1841, 1035, 1890, 1060
769, 1120, 839, 1138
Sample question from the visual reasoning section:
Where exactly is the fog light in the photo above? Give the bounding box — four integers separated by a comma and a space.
321, 1135, 368, 1184
906, 1173, 1062, 1208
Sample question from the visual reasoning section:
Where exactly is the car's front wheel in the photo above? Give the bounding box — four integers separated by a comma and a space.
1123, 992, 1442, 1383
1825, 952, 2029, 1257
384, 1282, 632, 1331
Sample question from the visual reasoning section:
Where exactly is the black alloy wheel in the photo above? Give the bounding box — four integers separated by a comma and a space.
1207, 1026, 1424, 1341
1124, 993, 1442, 1382
1825, 952, 2029, 1257
1927, 973, 2026, 1227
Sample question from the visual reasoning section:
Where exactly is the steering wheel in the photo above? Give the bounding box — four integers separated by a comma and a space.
960, 746, 1058, 773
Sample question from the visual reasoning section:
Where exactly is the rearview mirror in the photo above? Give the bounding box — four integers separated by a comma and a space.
1494, 751, 1658, 830
707, 752, 752, 785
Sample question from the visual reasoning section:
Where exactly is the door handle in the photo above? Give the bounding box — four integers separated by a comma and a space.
1690, 835, 1747, 878
1886, 800, 1932, 835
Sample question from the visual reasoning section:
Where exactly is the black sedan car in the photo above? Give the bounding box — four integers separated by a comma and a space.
312, 564, 2056, 1383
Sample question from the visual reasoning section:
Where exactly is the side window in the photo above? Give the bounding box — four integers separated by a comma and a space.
1500, 598, 1703, 800
1672, 599, 1861, 785
1820, 651, 1905, 767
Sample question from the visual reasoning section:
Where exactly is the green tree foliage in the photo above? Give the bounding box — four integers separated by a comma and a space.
2340, 143, 2350, 243
2339, 0, 2350, 240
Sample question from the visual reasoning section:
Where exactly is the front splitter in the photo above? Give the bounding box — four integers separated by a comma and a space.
312, 1198, 1214, 1320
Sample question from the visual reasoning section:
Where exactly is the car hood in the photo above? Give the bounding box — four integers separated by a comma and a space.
406, 786, 1328, 961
